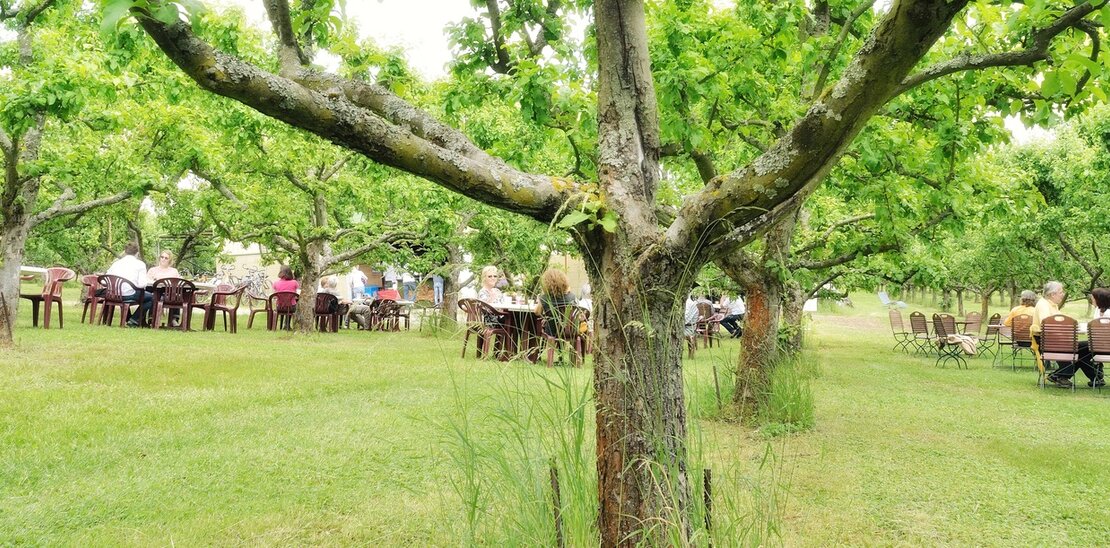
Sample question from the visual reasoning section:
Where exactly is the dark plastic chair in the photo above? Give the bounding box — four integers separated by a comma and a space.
152, 277, 197, 330
314, 293, 340, 332
80, 274, 101, 324
20, 266, 75, 328
541, 305, 588, 367
246, 290, 270, 329
96, 274, 146, 327
457, 298, 511, 360
695, 302, 723, 348
1088, 317, 1109, 393
194, 284, 246, 333
267, 291, 299, 331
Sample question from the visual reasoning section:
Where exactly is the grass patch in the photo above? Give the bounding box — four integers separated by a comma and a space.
1, 288, 1108, 545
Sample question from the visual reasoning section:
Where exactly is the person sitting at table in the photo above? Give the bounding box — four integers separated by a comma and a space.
477, 265, 503, 305
271, 265, 300, 293
1003, 290, 1037, 327
1091, 287, 1110, 319
534, 269, 577, 338
577, 283, 592, 311
1034, 281, 1101, 388
106, 241, 153, 327
720, 294, 746, 338
147, 249, 183, 326
318, 275, 349, 314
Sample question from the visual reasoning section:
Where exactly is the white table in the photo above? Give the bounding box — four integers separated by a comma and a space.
20, 266, 48, 274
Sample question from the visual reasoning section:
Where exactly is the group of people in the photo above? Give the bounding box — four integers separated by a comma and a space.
1004, 281, 1108, 388
684, 292, 746, 339
469, 265, 592, 339
102, 242, 186, 327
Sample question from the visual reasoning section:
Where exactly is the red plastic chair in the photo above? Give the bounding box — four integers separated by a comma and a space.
152, 277, 197, 330
96, 274, 146, 327
194, 284, 246, 333
695, 302, 723, 348
267, 291, 299, 331
80, 274, 101, 324
246, 290, 270, 329
314, 293, 340, 332
457, 298, 511, 360
541, 304, 589, 367
20, 266, 75, 329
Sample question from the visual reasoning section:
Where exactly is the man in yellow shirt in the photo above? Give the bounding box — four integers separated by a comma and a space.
1029, 282, 1063, 338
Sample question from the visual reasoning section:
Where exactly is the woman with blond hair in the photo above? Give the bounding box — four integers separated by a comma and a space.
534, 269, 577, 338
476, 265, 503, 305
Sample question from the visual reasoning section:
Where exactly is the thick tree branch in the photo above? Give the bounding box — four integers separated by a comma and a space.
485, 0, 514, 74
190, 161, 248, 210
896, 1, 1101, 95
806, 270, 844, 301
1058, 233, 1101, 280
667, 0, 971, 260
29, 187, 138, 227
263, 0, 311, 75
134, 11, 571, 223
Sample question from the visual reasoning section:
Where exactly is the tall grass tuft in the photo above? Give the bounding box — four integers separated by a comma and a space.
758, 354, 816, 437
439, 365, 598, 545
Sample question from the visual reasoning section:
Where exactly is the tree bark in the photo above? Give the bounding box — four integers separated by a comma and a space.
956, 289, 964, 316
781, 282, 806, 354
720, 210, 798, 419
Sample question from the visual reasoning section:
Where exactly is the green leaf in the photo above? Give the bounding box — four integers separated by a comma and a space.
1040, 72, 1059, 97
597, 210, 618, 233
557, 211, 590, 228
101, 0, 134, 37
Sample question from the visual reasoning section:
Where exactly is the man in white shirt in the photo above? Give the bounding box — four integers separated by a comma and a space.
348, 266, 368, 299
721, 295, 746, 338
106, 241, 152, 326
401, 271, 416, 301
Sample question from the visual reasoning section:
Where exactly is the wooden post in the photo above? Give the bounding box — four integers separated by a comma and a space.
549, 459, 565, 548
703, 468, 713, 541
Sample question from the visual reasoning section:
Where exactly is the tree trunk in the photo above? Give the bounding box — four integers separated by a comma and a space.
440, 243, 464, 325
956, 289, 964, 316
0, 215, 31, 346
586, 251, 691, 545
981, 291, 991, 319
723, 210, 797, 419
780, 282, 805, 354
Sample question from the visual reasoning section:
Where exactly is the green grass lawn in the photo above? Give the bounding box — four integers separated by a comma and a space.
1, 289, 1107, 545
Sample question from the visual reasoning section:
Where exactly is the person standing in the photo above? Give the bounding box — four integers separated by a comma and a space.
383, 266, 398, 290
401, 270, 416, 301
348, 265, 368, 300
432, 274, 444, 306
106, 241, 152, 327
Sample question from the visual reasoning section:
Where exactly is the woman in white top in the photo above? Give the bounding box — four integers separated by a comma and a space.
147, 250, 180, 281
1091, 287, 1110, 319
